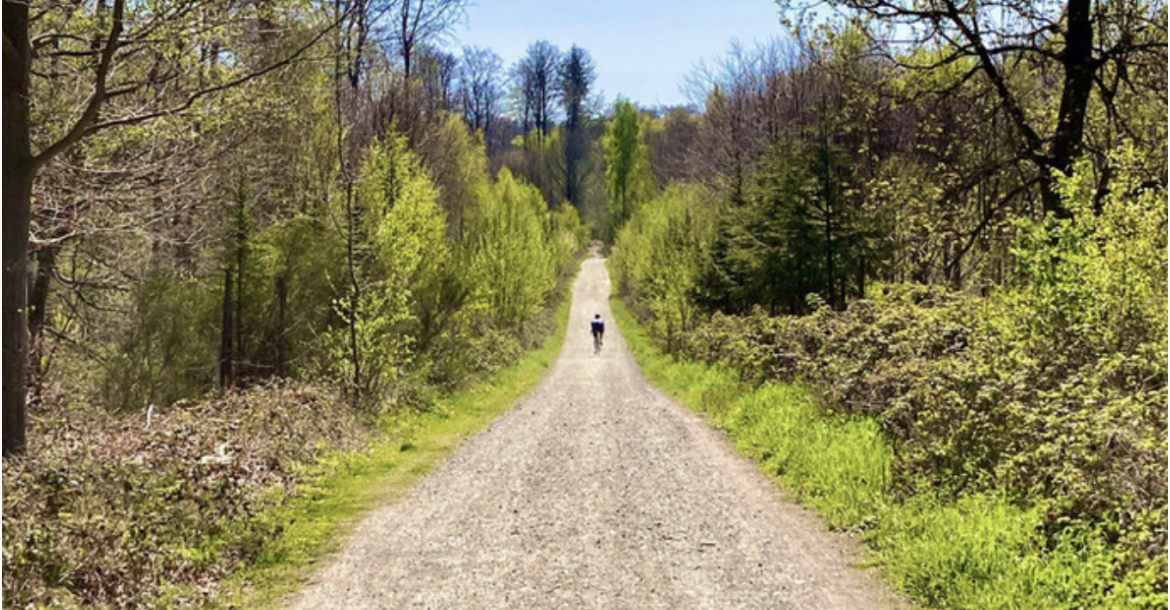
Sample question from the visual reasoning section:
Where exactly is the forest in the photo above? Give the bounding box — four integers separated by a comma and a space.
2, 0, 1167, 608
609, 0, 1167, 607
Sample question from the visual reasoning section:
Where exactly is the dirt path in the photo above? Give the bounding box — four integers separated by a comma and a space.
288, 256, 901, 610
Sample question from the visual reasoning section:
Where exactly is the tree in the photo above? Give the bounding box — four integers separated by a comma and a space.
457, 46, 505, 146
387, 0, 470, 80
333, 130, 449, 405
604, 98, 655, 229
416, 45, 459, 110
2, 0, 340, 456
645, 107, 702, 186
788, 0, 1168, 218
468, 169, 557, 328
683, 39, 801, 200
558, 45, 597, 206
513, 40, 561, 140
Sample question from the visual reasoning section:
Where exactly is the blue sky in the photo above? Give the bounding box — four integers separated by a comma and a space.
450, 0, 788, 107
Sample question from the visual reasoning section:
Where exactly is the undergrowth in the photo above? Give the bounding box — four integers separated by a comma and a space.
2, 382, 375, 609
612, 294, 1164, 610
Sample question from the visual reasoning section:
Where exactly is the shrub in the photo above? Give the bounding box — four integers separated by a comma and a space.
2, 382, 375, 609
98, 273, 219, 412
627, 151, 1168, 597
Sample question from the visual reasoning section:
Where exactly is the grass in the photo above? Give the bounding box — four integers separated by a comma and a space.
609, 293, 1148, 610
220, 294, 572, 609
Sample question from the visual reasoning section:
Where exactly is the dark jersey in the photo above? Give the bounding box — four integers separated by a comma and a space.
590, 319, 605, 335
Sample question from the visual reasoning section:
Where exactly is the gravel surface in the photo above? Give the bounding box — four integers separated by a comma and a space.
288, 256, 902, 610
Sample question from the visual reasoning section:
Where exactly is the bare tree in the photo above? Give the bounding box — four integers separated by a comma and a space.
646, 107, 702, 185
513, 40, 561, 140
384, 0, 470, 79
457, 46, 505, 145
684, 39, 802, 199
417, 45, 459, 110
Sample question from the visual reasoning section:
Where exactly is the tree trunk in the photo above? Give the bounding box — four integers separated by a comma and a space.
276, 273, 288, 377
1048, 0, 1094, 199
565, 136, 577, 206
28, 246, 56, 390
2, 172, 33, 458
819, 143, 838, 310
219, 267, 234, 388
234, 208, 246, 380
4, 1, 33, 457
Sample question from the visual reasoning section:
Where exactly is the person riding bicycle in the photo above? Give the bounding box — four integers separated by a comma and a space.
590, 314, 605, 351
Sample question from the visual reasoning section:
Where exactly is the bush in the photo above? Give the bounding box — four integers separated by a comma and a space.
615, 296, 1164, 610
2, 382, 376, 609
680, 281, 1167, 586
622, 151, 1168, 600
98, 273, 219, 412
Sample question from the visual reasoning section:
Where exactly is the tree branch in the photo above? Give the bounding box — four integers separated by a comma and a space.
84, 10, 347, 133
30, 0, 125, 171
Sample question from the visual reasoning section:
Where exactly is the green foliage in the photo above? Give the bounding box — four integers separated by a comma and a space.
325, 131, 451, 407
98, 274, 218, 412
373, 122, 584, 391
1008, 148, 1167, 369
549, 202, 590, 272
603, 98, 656, 236
615, 132, 886, 321
467, 168, 557, 329
613, 294, 1163, 610
326, 289, 415, 406
611, 184, 718, 350
253, 216, 347, 373
358, 132, 451, 291
617, 149, 1168, 606
701, 139, 882, 314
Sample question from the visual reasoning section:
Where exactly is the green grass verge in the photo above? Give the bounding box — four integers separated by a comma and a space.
610, 294, 1146, 610
220, 295, 572, 609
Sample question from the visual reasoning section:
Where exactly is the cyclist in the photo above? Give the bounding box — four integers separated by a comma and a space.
590, 314, 605, 353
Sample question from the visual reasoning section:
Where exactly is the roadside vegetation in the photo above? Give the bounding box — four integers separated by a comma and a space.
3, 261, 578, 610
610, 82, 1166, 610
617, 254, 1165, 604
607, 1, 1166, 607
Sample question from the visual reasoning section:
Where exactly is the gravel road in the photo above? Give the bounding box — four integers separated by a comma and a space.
288, 256, 900, 610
